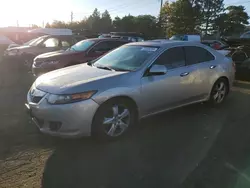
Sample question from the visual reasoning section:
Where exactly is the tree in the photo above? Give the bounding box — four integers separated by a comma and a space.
49, 20, 67, 28
87, 8, 101, 32
119, 15, 136, 32
161, 0, 201, 37
134, 15, 159, 38
31, 24, 39, 28
215, 6, 249, 36
45, 23, 51, 28
100, 10, 112, 33
195, 0, 224, 35
113, 16, 121, 31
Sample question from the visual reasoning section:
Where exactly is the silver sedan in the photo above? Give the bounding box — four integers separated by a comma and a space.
26, 41, 235, 140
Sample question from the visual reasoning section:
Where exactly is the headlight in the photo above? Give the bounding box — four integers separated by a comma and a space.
47, 91, 97, 104
7, 49, 19, 56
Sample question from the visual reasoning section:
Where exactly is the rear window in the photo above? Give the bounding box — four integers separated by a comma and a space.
185, 46, 215, 65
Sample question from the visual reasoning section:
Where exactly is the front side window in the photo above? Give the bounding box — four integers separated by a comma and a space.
93, 45, 159, 71
43, 38, 59, 47
69, 40, 95, 51
29, 36, 47, 46
154, 47, 185, 69
185, 46, 215, 65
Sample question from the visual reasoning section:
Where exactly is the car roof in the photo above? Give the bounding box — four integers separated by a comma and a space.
126, 40, 204, 48
85, 38, 128, 42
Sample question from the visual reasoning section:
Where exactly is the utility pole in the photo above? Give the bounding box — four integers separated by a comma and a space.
159, 0, 164, 25
160, 0, 163, 10
71, 11, 73, 23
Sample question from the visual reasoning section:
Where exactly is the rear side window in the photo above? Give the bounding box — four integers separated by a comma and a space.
92, 41, 112, 52
109, 41, 127, 49
154, 47, 185, 69
185, 46, 215, 65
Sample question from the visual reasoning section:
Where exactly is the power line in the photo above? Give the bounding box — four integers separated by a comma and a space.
73, 0, 154, 16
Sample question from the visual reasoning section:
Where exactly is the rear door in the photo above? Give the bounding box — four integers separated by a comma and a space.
184, 46, 216, 97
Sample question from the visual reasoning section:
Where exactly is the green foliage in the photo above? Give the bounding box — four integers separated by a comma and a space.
44, 3, 249, 38
196, 0, 224, 34
216, 6, 249, 36
160, 0, 249, 37
161, 0, 201, 37
46, 9, 161, 38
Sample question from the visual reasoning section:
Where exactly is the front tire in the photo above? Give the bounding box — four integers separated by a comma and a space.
92, 98, 136, 140
209, 78, 228, 105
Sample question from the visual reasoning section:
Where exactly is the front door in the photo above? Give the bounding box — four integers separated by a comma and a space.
140, 47, 196, 116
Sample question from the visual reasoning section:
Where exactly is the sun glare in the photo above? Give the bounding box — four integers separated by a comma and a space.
0, 0, 72, 27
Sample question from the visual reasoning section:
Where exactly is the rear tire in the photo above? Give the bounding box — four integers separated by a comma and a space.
209, 78, 228, 105
92, 98, 136, 141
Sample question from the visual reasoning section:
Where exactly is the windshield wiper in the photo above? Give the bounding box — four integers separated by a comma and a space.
112, 68, 131, 72
95, 65, 115, 71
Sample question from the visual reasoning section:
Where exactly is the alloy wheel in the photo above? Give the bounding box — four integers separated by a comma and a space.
213, 81, 226, 103
102, 104, 130, 137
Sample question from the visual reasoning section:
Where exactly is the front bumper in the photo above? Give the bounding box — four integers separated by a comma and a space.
26, 92, 99, 138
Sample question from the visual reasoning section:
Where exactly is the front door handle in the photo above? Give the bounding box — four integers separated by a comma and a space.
210, 65, 217, 69
180, 72, 189, 77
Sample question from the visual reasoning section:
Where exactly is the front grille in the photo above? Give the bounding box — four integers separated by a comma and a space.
31, 96, 43, 103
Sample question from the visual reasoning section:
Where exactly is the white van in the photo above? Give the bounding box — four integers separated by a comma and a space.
170, 34, 201, 42
28, 28, 73, 36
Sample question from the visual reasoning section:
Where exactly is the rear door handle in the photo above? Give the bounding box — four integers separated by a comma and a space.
180, 72, 189, 77
210, 65, 217, 69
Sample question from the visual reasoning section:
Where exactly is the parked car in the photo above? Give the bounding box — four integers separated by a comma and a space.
32, 38, 128, 76
26, 41, 235, 140
170, 35, 201, 42
4, 35, 77, 63
202, 40, 226, 50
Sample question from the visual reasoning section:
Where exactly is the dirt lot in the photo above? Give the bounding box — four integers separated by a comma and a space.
0, 60, 250, 188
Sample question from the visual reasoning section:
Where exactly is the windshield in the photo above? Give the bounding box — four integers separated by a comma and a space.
69, 40, 95, 51
28, 36, 46, 46
93, 45, 158, 71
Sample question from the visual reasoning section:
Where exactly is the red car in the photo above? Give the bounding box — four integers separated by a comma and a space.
32, 38, 128, 76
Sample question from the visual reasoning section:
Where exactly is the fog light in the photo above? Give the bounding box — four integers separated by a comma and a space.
49, 121, 62, 131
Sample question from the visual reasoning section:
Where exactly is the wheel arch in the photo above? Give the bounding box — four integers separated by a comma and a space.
211, 76, 230, 95
91, 95, 139, 134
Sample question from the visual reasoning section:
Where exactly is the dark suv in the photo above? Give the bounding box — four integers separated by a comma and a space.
4, 35, 77, 63
32, 38, 128, 76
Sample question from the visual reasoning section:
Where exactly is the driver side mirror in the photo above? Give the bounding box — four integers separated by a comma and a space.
149, 65, 167, 75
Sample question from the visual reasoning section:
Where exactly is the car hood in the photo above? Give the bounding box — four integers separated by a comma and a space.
35, 63, 127, 94
35, 50, 79, 60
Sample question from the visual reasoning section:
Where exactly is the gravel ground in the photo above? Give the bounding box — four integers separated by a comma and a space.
0, 60, 250, 188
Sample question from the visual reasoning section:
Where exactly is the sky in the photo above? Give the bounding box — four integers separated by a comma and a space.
0, 0, 249, 27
